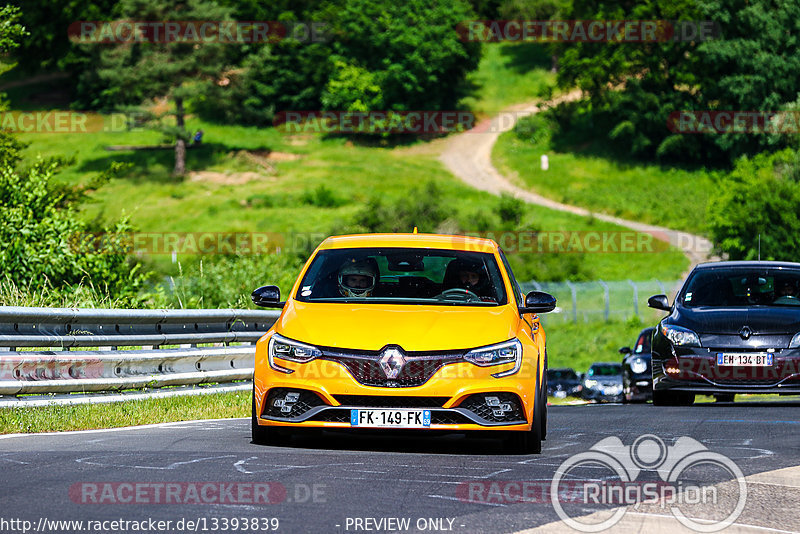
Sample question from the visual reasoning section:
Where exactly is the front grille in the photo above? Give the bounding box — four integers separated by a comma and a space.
320, 348, 464, 388
706, 378, 786, 387
458, 393, 525, 423
309, 409, 351, 423
431, 412, 472, 425
333, 395, 449, 408
264, 388, 326, 418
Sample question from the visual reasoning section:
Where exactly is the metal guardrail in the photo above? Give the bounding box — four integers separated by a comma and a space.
0, 307, 281, 404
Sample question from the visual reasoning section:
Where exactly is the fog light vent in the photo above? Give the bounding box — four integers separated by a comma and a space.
265, 388, 325, 418
460, 393, 525, 423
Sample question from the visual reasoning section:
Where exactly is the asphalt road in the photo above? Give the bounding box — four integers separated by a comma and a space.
1, 401, 799, 534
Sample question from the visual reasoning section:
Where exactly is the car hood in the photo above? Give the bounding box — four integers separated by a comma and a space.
274, 300, 521, 352
676, 306, 800, 335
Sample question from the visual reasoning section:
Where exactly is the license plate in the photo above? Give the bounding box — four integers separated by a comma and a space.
716, 352, 773, 367
350, 409, 431, 428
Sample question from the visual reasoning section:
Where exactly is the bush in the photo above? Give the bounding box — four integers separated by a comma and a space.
350, 181, 448, 233
497, 193, 525, 229
0, 158, 147, 305
158, 253, 305, 309
301, 184, 346, 208
514, 113, 556, 146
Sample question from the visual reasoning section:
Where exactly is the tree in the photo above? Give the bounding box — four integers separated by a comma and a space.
708, 149, 800, 260
198, 0, 481, 126
0, 6, 145, 302
319, 0, 481, 113
554, 0, 800, 164
94, 0, 234, 175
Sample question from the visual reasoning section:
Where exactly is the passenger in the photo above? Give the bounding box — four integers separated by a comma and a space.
445, 259, 495, 301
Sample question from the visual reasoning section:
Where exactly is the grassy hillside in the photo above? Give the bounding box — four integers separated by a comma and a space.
459, 42, 556, 116
493, 128, 719, 236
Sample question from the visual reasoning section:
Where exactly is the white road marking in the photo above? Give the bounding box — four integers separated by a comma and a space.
76, 454, 237, 470
426, 494, 506, 507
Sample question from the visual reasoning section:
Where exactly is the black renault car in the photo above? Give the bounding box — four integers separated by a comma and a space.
649, 261, 800, 405
619, 327, 654, 402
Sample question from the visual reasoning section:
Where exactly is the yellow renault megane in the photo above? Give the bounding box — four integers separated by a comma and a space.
250, 233, 556, 453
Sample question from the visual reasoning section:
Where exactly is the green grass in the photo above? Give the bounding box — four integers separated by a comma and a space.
0, 391, 249, 434
545, 317, 650, 373
14, 117, 687, 282
459, 42, 556, 116
493, 131, 720, 236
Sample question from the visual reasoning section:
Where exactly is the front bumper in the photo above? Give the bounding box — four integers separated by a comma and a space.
653, 346, 800, 394
254, 357, 538, 432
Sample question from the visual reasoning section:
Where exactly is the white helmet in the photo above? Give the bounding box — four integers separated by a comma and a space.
338, 259, 377, 297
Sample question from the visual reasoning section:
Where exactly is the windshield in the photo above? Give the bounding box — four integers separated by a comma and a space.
548, 369, 578, 380
682, 268, 800, 307
588, 364, 621, 377
295, 247, 508, 306
634, 330, 652, 353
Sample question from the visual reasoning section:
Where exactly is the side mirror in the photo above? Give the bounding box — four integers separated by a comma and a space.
619, 346, 632, 355
251, 285, 284, 308
647, 294, 671, 312
519, 291, 556, 314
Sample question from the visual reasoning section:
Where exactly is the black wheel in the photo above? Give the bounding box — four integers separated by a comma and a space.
540, 385, 548, 441
251, 387, 285, 445
714, 393, 735, 403
505, 380, 543, 454
652, 390, 695, 406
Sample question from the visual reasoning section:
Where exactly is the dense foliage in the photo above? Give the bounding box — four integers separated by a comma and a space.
555, 0, 800, 164
708, 149, 800, 261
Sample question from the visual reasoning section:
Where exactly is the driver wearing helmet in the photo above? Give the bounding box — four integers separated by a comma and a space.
446, 258, 496, 302
338, 259, 378, 298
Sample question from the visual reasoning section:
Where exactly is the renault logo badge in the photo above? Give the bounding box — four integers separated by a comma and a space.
739, 326, 752, 339
379, 348, 406, 379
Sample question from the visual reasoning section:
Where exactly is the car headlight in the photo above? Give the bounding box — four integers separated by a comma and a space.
464, 339, 522, 378
268, 333, 322, 374
584, 379, 598, 388
661, 324, 701, 347
789, 333, 800, 348
630, 357, 648, 374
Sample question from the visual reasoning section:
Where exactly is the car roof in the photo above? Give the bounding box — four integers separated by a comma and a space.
590, 362, 622, 367
695, 260, 800, 270
318, 233, 498, 253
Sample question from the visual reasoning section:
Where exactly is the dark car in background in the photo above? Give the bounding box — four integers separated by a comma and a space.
581, 362, 623, 403
650, 261, 800, 406
620, 327, 655, 402
547, 368, 583, 398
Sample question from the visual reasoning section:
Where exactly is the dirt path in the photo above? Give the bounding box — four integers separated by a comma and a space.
439, 92, 714, 271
